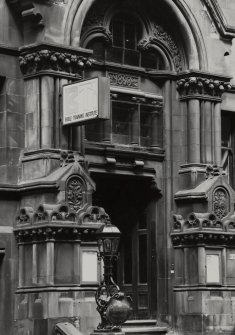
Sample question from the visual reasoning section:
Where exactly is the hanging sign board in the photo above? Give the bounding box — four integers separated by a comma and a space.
63, 77, 110, 125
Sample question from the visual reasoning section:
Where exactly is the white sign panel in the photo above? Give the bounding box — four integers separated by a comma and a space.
81, 251, 98, 283
63, 77, 110, 125
206, 254, 220, 284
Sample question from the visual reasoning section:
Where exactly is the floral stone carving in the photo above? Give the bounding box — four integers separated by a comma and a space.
66, 176, 85, 212
213, 188, 229, 219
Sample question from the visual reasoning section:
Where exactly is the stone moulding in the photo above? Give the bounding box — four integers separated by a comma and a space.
203, 0, 235, 38
19, 43, 93, 76
171, 212, 235, 246
14, 204, 110, 244
138, 24, 183, 72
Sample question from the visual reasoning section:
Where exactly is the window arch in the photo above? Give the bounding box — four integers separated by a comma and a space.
87, 12, 166, 70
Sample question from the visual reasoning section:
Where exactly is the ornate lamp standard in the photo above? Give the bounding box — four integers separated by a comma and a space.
94, 219, 132, 333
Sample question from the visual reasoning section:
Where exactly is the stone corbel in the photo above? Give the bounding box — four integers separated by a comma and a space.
6, 0, 44, 27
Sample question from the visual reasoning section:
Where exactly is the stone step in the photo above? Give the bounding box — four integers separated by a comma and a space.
122, 320, 168, 335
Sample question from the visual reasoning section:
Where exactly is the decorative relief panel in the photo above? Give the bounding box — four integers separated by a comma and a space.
66, 176, 85, 213
213, 188, 229, 219
108, 72, 139, 89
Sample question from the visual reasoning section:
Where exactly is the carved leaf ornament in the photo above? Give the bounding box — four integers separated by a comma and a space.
213, 188, 229, 219
66, 177, 85, 212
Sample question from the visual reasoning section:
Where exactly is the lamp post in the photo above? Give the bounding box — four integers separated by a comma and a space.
95, 218, 132, 333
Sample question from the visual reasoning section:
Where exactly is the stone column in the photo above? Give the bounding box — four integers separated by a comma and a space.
188, 99, 201, 163
73, 235, 81, 284
32, 243, 37, 285
46, 241, 54, 285
18, 244, 24, 287
177, 76, 231, 167
198, 247, 206, 286
41, 76, 54, 148
214, 102, 222, 166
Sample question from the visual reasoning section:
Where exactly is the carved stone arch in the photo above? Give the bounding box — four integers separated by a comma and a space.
66, 174, 87, 213
67, 0, 206, 70
102, 6, 150, 38
80, 3, 150, 49
138, 38, 179, 72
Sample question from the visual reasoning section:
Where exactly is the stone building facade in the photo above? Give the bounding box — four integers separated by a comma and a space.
1, 0, 235, 334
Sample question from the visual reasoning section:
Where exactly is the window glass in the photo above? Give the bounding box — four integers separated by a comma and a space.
221, 112, 234, 186
112, 20, 123, 47
125, 22, 136, 50
112, 101, 138, 145
85, 99, 163, 148
140, 105, 162, 147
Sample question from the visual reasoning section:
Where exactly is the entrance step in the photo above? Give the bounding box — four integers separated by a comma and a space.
122, 320, 168, 335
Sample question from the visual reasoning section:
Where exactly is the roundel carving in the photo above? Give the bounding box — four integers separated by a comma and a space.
212, 187, 229, 219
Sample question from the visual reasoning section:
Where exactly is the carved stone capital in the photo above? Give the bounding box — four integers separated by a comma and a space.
176, 76, 231, 98
19, 43, 93, 76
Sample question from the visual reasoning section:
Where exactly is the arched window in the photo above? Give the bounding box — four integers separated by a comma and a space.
87, 13, 165, 70
85, 13, 164, 148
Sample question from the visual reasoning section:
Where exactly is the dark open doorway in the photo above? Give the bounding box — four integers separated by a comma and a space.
91, 173, 158, 319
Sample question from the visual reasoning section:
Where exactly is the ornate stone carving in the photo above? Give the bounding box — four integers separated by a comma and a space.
176, 76, 231, 97
66, 176, 85, 213
213, 188, 229, 219
60, 150, 75, 167
206, 165, 220, 178
14, 204, 110, 243
79, 206, 110, 225
171, 211, 233, 247
19, 47, 93, 76
81, 0, 110, 35
108, 72, 139, 89
16, 207, 34, 224
138, 24, 183, 72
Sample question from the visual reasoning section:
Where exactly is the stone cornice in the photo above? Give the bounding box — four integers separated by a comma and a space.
176, 72, 232, 98
0, 44, 19, 56
19, 43, 93, 77
171, 212, 235, 247
203, 0, 235, 39
0, 181, 58, 195
14, 204, 109, 244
